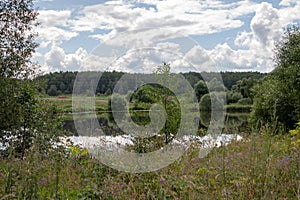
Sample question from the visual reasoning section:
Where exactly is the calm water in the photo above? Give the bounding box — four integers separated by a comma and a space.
63, 111, 249, 136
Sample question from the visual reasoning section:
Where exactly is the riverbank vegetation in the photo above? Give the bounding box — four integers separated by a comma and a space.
1, 126, 299, 199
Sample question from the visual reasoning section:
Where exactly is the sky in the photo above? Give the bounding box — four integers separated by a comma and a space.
32, 0, 300, 73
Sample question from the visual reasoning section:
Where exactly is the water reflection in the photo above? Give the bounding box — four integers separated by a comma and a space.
63, 111, 249, 136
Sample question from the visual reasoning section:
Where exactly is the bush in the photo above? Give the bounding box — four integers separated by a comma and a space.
226, 91, 243, 104
237, 98, 252, 105
251, 26, 300, 130
199, 92, 226, 111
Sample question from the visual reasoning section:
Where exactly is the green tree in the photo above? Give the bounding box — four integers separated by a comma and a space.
155, 63, 181, 144
105, 88, 112, 96
226, 91, 243, 104
194, 80, 208, 101
199, 92, 225, 111
0, 0, 64, 157
231, 77, 258, 101
0, 0, 39, 136
208, 78, 226, 92
47, 84, 58, 96
251, 26, 300, 130
0, 0, 39, 78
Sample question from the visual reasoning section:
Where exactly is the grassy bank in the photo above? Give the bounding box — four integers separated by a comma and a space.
41, 95, 109, 115
1, 127, 299, 199
226, 103, 252, 113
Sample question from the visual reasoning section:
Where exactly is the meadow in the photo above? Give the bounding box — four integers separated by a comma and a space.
0, 125, 299, 199
1, 93, 299, 200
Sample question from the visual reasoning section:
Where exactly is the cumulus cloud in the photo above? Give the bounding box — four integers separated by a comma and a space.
37, 27, 78, 44
206, 1, 300, 72
37, 10, 78, 45
250, 3, 281, 47
184, 46, 215, 72
66, 0, 266, 72
279, 0, 297, 6
106, 42, 185, 73
70, 0, 254, 41
44, 45, 89, 71
38, 10, 71, 27
37, 0, 300, 73
45, 45, 65, 71
234, 31, 252, 47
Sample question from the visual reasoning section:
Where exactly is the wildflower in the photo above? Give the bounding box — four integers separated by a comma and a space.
84, 178, 88, 182
38, 177, 47, 186
160, 179, 165, 184
282, 156, 292, 163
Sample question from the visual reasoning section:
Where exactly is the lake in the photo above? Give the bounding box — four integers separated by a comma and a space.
63, 111, 250, 136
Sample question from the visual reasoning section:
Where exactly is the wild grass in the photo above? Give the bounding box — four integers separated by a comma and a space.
226, 103, 252, 113
1, 126, 299, 199
41, 96, 109, 115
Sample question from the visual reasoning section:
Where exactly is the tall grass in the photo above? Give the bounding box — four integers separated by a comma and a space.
1, 126, 299, 199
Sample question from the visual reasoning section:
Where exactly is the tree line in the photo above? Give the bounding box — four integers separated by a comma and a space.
36, 70, 266, 97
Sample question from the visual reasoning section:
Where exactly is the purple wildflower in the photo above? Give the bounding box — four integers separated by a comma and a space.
38, 177, 47, 186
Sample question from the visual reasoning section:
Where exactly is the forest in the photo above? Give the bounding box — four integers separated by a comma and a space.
36, 70, 266, 97
0, 1, 299, 199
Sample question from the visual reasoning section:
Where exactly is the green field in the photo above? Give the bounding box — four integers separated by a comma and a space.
41, 95, 109, 115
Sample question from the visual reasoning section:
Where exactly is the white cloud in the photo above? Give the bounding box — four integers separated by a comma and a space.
38, 10, 71, 27
206, 1, 300, 72
33, 0, 54, 2
36, 0, 300, 73
45, 45, 65, 71
37, 27, 78, 44
71, 0, 256, 40
184, 46, 215, 72
44, 45, 89, 72
106, 43, 184, 73
208, 43, 265, 71
66, 0, 264, 72
279, 0, 297, 6
234, 31, 252, 47
250, 3, 281, 46
37, 10, 78, 44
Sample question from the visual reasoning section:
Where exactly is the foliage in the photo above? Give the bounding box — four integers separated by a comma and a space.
226, 91, 243, 104
208, 78, 226, 92
36, 70, 267, 97
231, 77, 259, 100
0, 0, 39, 79
199, 92, 226, 111
0, 0, 40, 156
289, 121, 300, 148
194, 80, 208, 101
237, 97, 253, 105
220, 71, 266, 90
0, 81, 65, 157
47, 84, 58, 96
132, 84, 162, 103
251, 26, 300, 130
0, 129, 299, 199
0, 0, 65, 157
226, 103, 252, 113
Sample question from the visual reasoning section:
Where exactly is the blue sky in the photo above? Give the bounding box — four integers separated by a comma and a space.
32, 0, 300, 73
